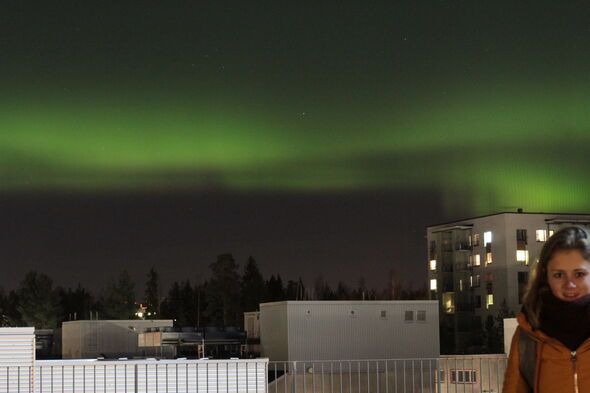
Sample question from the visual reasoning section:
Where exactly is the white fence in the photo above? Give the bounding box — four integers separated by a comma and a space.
0, 358, 268, 393
268, 357, 508, 393
0, 357, 509, 393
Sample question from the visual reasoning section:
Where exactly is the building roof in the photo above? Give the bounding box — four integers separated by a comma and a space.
427, 211, 590, 229
260, 300, 437, 307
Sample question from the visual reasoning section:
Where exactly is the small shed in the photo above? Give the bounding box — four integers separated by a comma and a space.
244, 311, 260, 340
260, 300, 439, 361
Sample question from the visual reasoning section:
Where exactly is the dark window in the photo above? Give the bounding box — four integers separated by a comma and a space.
475, 295, 481, 308
417, 310, 426, 321
474, 275, 481, 288
516, 229, 528, 242
404, 310, 414, 322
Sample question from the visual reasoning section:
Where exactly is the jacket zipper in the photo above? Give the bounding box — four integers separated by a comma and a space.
572, 350, 579, 393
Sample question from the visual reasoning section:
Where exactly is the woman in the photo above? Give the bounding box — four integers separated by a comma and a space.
504, 226, 590, 393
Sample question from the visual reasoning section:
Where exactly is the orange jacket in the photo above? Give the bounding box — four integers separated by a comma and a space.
503, 313, 590, 393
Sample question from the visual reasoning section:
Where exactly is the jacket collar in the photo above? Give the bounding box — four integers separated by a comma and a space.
517, 312, 590, 353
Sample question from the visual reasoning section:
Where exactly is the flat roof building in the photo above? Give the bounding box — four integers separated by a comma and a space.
260, 300, 439, 361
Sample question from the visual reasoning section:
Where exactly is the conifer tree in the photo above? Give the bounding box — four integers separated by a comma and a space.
241, 256, 265, 312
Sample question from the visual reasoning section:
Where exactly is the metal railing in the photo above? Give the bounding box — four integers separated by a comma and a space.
268, 357, 508, 393
0, 357, 507, 393
0, 358, 268, 393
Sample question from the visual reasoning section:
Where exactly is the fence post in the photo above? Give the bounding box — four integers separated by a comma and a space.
134, 363, 138, 393
292, 362, 297, 393
436, 358, 442, 393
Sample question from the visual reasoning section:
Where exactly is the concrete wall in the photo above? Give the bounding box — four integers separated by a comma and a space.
261, 301, 439, 361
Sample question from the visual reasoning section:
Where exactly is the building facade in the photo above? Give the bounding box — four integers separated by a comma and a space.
260, 300, 439, 361
427, 211, 590, 354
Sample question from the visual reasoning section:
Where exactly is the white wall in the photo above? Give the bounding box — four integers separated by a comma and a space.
503, 318, 518, 355
261, 301, 439, 361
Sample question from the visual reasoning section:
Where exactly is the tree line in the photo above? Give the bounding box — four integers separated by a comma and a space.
0, 254, 426, 329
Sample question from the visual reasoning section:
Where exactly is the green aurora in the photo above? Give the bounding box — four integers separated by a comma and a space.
2, 80, 590, 216
3, 1, 590, 219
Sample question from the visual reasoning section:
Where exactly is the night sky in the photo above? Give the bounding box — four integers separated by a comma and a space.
2, 1, 590, 293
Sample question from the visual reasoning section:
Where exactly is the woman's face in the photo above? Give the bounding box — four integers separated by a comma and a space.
547, 249, 590, 302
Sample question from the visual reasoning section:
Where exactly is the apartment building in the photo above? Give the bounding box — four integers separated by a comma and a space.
427, 211, 590, 354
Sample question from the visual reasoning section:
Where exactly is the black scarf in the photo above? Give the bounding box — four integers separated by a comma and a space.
539, 292, 590, 351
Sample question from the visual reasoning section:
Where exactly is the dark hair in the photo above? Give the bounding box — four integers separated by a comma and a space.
523, 226, 590, 328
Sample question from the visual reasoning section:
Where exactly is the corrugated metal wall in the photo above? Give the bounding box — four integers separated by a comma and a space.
0, 328, 35, 392
261, 301, 439, 361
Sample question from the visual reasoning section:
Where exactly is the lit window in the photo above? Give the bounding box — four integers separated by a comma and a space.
471, 234, 480, 246
484, 231, 492, 246
430, 279, 437, 290
473, 254, 481, 266
470, 276, 473, 287
486, 252, 492, 264
549, 230, 555, 237
459, 279, 463, 291
536, 229, 547, 242
443, 292, 455, 314
429, 259, 437, 270
516, 250, 529, 263
486, 294, 494, 308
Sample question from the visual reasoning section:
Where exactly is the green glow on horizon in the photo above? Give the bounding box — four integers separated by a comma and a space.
2, 80, 590, 216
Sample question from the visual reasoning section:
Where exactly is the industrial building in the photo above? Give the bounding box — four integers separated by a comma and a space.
427, 211, 590, 354
260, 300, 439, 361
62, 319, 173, 359
0, 327, 267, 393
